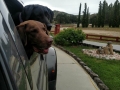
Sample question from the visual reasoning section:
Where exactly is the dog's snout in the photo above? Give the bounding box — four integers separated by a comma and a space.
47, 24, 52, 31
47, 38, 53, 45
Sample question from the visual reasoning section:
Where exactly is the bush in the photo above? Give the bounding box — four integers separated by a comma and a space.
54, 28, 86, 46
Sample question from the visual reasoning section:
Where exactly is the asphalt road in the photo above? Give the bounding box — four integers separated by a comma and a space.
54, 46, 99, 90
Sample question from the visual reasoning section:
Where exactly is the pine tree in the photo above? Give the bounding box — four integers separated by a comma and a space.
101, 0, 106, 27
112, 0, 119, 27
108, 4, 113, 27
98, 1, 102, 27
82, 3, 87, 27
77, 3, 81, 27
86, 7, 89, 27
104, 1, 109, 25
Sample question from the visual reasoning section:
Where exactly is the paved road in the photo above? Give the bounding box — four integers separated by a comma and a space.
54, 47, 99, 90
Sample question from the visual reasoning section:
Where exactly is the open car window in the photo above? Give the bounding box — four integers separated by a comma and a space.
0, 1, 33, 89
0, 10, 32, 90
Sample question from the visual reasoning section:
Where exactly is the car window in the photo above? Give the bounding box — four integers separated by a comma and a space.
1, 1, 50, 90
0, 12, 31, 90
0, 1, 34, 89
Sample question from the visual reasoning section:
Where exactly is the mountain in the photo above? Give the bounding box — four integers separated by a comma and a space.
53, 10, 78, 18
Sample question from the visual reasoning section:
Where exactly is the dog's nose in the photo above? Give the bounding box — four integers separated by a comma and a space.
47, 24, 52, 31
47, 38, 53, 45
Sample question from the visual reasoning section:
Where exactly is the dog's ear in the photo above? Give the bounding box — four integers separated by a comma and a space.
16, 24, 28, 46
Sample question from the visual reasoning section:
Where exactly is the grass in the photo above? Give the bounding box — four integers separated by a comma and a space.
63, 45, 120, 90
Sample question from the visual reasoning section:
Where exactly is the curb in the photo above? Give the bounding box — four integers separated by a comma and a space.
53, 44, 109, 90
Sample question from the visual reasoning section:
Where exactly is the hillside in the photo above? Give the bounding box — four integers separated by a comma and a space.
53, 10, 96, 18
53, 10, 78, 18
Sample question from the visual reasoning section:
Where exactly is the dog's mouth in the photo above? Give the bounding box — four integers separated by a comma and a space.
32, 39, 52, 54
33, 46, 50, 54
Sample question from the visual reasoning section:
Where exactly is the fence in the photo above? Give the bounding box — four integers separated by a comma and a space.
50, 26, 120, 43
86, 34, 120, 42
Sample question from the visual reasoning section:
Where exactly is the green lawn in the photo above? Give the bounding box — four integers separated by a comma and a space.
63, 45, 120, 90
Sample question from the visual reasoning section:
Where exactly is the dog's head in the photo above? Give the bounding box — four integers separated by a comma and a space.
17, 20, 53, 54
21, 4, 54, 31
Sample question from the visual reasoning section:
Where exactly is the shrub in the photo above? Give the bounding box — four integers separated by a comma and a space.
54, 28, 86, 46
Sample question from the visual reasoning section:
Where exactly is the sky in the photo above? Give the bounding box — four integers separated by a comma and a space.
21, 0, 115, 15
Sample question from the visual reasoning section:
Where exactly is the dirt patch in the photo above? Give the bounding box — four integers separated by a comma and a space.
82, 29, 120, 37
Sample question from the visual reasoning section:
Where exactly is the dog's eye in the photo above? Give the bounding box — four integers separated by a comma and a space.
42, 27, 46, 32
31, 29, 38, 33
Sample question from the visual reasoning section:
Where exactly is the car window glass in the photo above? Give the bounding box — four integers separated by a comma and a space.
0, 12, 31, 90
1, 1, 49, 90
0, 1, 34, 88
0, 0, 15, 40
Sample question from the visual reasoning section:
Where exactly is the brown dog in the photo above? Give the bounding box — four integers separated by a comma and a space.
17, 20, 53, 58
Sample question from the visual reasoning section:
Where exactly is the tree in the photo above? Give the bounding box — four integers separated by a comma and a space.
112, 0, 119, 27
56, 13, 64, 23
90, 14, 97, 27
98, 1, 102, 27
70, 15, 77, 23
77, 3, 81, 27
55, 13, 77, 24
115, 0, 119, 27
104, 1, 109, 25
86, 7, 89, 27
108, 4, 113, 27
101, 0, 106, 27
82, 3, 87, 27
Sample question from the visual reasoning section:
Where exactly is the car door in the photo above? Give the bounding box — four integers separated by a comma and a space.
0, 0, 49, 90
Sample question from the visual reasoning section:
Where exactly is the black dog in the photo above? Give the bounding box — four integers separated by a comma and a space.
13, 4, 54, 31
4, 0, 54, 31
